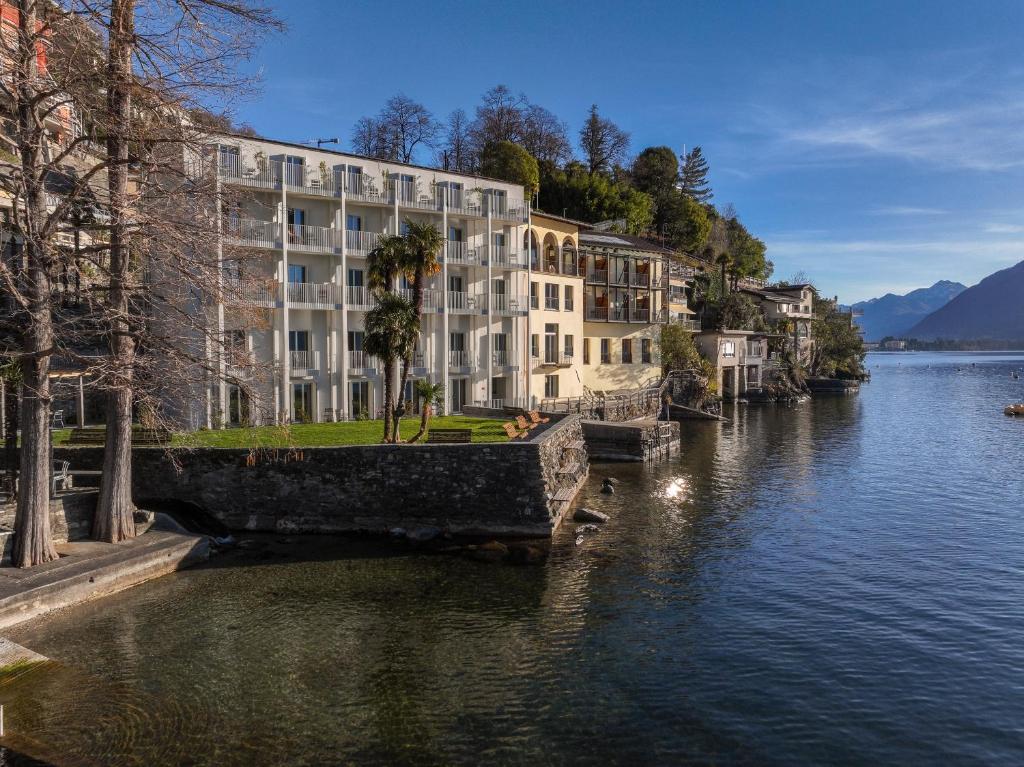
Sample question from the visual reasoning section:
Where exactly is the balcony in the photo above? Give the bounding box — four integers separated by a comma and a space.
345, 286, 376, 311
447, 291, 483, 315
222, 277, 276, 308
218, 155, 282, 190
558, 354, 573, 368
448, 350, 474, 372
446, 240, 480, 266
347, 350, 378, 376
487, 245, 526, 270
396, 181, 439, 211
282, 164, 337, 197
669, 316, 701, 331
289, 350, 319, 372
344, 172, 391, 205
630, 308, 651, 322
586, 269, 608, 284
398, 287, 443, 312
345, 229, 380, 255
287, 224, 338, 255
224, 218, 278, 250
491, 293, 528, 316
611, 270, 629, 286
490, 199, 528, 223
287, 281, 339, 309
492, 350, 510, 367
630, 273, 651, 288
746, 343, 765, 360
586, 305, 608, 321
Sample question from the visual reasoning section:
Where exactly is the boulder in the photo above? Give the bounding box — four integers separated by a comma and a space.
574, 508, 609, 523
407, 526, 442, 542
575, 523, 601, 535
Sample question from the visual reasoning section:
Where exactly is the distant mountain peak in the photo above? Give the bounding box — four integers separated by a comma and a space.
908, 260, 1024, 341
852, 280, 967, 341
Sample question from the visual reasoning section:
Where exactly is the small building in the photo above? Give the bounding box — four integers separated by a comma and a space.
741, 283, 815, 363
696, 330, 768, 400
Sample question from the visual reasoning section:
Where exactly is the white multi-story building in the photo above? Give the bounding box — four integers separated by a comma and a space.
209, 135, 534, 425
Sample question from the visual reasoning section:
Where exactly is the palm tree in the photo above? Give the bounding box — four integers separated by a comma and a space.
362, 293, 418, 443
392, 220, 444, 442
407, 380, 445, 444
366, 235, 412, 440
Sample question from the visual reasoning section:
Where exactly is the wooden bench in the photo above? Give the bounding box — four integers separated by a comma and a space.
426, 428, 472, 444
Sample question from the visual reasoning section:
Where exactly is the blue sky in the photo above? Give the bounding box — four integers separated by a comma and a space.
229, 0, 1024, 303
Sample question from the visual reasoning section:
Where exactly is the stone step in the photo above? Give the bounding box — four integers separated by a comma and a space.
557, 462, 581, 476
563, 440, 586, 451
551, 487, 575, 503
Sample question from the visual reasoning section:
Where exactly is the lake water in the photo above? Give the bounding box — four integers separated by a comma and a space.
4, 351, 1024, 766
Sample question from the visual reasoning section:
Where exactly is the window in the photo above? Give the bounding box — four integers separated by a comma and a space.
531, 334, 539, 359
621, 339, 633, 364
287, 264, 306, 284
347, 268, 363, 287
448, 225, 463, 242
600, 338, 611, 364
288, 330, 309, 352
287, 207, 305, 227
564, 285, 574, 312
545, 283, 559, 310
583, 338, 591, 365
544, 374, 559, 398
346, 214, 361, 232
722, 341, 736, 358
530, 281, 539, 310
494, 333, 509, 366
564, 335, 574, 361
544, 323, 558, 364
349, 381, 369, 419
292, 382, 313, 422
284, 155, 304, 186
448, 275, 463, 293
400, 220, 411, 236
347, 330, 364, 351
641, 338, 652, 364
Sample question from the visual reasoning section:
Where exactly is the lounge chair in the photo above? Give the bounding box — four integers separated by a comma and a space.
528, 410, 550, 425
515, 415, 537, 431
502, 422, 527, 440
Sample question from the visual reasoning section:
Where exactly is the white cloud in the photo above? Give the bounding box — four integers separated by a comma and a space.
983, 223, 1024, 234
870, 206, 947, 216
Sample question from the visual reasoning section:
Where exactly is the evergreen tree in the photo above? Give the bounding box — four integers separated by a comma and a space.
679, 146, 713, 202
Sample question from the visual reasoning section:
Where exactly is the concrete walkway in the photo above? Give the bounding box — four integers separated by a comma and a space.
0, 524, 209, 631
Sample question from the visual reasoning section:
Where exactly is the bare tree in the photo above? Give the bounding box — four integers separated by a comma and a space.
468, 84, 526, 155
437, 108, 472, 172
521, 104, 572, 168
351, 94, 440, 164
579, 104, 630, 175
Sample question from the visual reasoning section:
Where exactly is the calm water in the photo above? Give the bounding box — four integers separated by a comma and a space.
4, 351, 1024, 766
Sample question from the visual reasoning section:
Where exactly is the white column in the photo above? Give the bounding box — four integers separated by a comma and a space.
525, 209, 533, 407
77, 375, 85, 427
280, 185, 291, 424
340, 166, 349, 420
330, 204, 341, 419
442, 191, 450, 414
485, 202, 493, 406
215, 169, 228, 427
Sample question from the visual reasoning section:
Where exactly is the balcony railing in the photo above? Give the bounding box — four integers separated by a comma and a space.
224, 218, 278, 249
558, 354, 573, 367
218, 155, 282, 189
630, 308, 651, 322
490, 199, 528, 223
287, 224, 337, 254
283, 164, 336, 197
490, 293, 528, 316
611, 270, 629, 285
396, 181, 438, 211
347, 350, 377, 372
289, 350, 319, 371
488, 245, 526, 269
492, 350, 510, 367
287, 282, 338, 308
398, 287, 442, 311
586, 269, 608, 284
630, 273, 651, 287
448, 350, 473, 370
344, 172, 390, 204
669, 316, 701, 331
586, 305, 608, 321
222, 277, 275, 307
345, 229, 380, 255
446, 240, 480, 265
345, 286, 376, 310
447, 291, 481, 314
747, 343, 765, 358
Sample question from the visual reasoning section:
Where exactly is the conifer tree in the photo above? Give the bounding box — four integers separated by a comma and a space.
679, 146, 713, 202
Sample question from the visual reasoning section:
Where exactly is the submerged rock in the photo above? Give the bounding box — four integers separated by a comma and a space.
574, 508, 609, 523
407, 526, 442, 542
600, 483, 615, 495
575, 523, 601, 535
507, 543, 547, 565
468, 540, 509, 562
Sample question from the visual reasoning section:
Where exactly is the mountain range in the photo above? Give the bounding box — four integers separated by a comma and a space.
907, 260, 1024, 341
852, 280, 966, 341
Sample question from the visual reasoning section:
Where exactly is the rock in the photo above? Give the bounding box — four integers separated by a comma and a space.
507, 543, 547, 565
600, 484, 615, 495
575, 534, 586, 546
468, 540, 509, 562
575, 523, 601, 535
388, 527, 407, 538
604, 477, 619, 486
407, 526, 442, 542
574, 508, 609, 523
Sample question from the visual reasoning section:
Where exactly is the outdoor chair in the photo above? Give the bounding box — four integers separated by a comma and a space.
528, 410, 550, 425
502, 422, 527, 440
51, 460, 71, 497
51, 409, 65, 429
515, 415, 537, 431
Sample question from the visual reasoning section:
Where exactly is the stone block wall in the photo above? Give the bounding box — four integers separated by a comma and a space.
54, 416, 587, 538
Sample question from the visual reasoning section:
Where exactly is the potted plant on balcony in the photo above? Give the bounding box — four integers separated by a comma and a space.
318, 160, 329, 188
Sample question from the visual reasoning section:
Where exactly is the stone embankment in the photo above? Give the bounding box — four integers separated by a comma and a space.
55, 415, 589, 538
581, 420, 680, 462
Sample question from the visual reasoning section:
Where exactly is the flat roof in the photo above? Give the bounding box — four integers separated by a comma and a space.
578, 231, 675, 255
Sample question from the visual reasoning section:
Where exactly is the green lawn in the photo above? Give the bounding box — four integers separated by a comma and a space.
170, 416, 510, 448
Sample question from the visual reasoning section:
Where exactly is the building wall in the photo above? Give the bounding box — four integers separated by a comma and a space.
696, 330, 765, 399
581, 321, 662, 392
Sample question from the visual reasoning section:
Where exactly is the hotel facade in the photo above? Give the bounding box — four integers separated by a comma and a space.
205, 136, 674, 428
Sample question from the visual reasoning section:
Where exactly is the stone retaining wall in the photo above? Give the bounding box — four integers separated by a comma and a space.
581, 420, 680, 462
54, 416, 588, 538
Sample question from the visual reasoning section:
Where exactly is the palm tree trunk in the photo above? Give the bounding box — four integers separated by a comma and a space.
392, 270, 425, 442
381, 360, 394, 442
95, 0, 137, 543
408, 403, 430, 444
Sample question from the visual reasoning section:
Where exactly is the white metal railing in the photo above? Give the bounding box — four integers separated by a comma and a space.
747, 343, 765, 358
447, 291, 481, 313
347, 350, 377, 371
630, 272, 651, 287
493, 350, 509, 366
224, 218, 278, 249
446, 240, 479, 265
448, 350, 473, 369
345, 286, 376, 310
219, 155, 282, 188
396, 180, 437, 210
344, 172, 390, 203
289, 350, 319, 370
345, 229, 380, 254
490, 199, 528, 222
398, 287, 442, 310
282, 164, 336, 196
286, 224, 337, 253
488, 245, 526, 269
490, 293, 528, 315
222, 277, 275, 307
558, 354, 573, 367
287, 282, 338, 307
670, 316, 701, 331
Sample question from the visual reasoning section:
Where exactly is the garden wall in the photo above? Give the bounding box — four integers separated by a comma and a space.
54, 416, 588, 538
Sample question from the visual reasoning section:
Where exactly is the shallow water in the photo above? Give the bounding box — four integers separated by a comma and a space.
5, 351, 1024, 766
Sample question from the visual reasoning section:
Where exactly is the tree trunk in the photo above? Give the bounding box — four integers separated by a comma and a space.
94, 0, 137, 543
381, 360, 394, 443
392, 270, 425, 442
408, 403, 430, 444
12, 0, 58, 568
